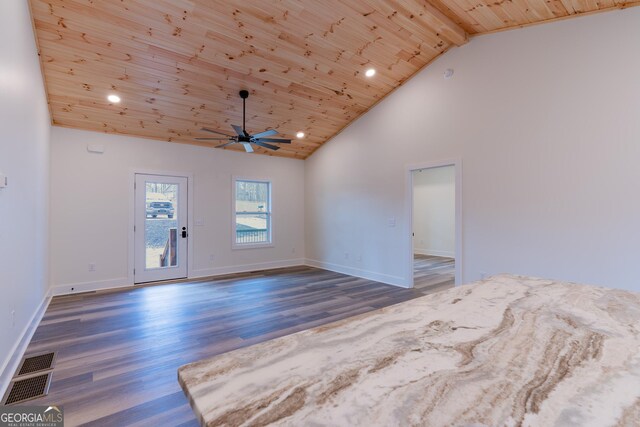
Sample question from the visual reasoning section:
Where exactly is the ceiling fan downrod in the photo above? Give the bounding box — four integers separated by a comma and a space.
239, 90, 249, 134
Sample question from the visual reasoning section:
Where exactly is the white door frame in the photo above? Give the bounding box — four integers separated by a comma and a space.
128, 169, 194, 285
405, 159, 463, 287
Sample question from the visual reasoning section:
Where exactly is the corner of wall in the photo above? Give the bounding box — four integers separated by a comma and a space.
304, 259, 412, 288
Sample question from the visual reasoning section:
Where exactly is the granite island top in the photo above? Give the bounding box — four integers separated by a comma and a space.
178, 275, 640, 426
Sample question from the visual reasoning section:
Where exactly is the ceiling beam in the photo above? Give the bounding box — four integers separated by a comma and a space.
421, 1, 468, 46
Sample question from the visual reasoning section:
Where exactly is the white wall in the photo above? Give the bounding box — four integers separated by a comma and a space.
0, 1, 51, 389
305, 8, 640, 291
50, 127, 305, 294
413, 166, 455, 258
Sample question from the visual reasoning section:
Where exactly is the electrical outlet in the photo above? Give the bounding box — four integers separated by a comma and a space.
344, 252, 349, 260
292, 247, 296, 254
357, 255, 362, 262
209, 254, 215, 262
88, 263, 96, 272
480, 271, 490, 280
388, 217, 396, 227
11, 310, 15, 327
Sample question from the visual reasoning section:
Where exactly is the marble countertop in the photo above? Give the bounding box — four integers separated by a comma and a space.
178, 275, 640, 426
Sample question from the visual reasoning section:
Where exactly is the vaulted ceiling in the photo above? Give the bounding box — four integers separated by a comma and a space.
29, 0, 637, 159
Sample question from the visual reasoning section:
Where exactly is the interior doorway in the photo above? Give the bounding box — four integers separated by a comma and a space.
407, 160, 462, 289
134, 173, 188, 283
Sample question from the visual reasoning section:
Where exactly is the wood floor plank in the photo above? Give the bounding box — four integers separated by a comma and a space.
14, 265, 453, 426
414, 254, 455, 289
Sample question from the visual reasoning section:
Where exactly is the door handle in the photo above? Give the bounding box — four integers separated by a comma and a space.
181, 227, 188, 238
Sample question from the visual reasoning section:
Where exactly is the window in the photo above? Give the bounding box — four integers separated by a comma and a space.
234, 178, 271, 247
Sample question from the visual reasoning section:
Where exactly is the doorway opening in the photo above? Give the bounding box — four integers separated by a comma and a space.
134, 173, 189, 284
407, 161, 462, 289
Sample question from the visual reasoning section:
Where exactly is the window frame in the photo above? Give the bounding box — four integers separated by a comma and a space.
232, 176, 273, 249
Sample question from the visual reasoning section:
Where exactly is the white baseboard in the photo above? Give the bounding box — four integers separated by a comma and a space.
51, 259, 307, 297
414, 248, 455, 258
304, 259, 411, 288
191, 258, 305, 279
0, 290, 52, 399
51, 277, 131, 296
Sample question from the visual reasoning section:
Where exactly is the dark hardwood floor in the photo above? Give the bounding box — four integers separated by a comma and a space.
17, 266, 452, 426
414, 254, 455, 290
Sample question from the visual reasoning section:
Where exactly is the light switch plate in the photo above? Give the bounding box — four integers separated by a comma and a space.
195, 219, 205, 226
0, 173, 6, 188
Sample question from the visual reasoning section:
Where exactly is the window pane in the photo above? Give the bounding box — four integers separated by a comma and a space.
236, 213, 269, 244
144, 182, 178, 269
236, 181, 269, 212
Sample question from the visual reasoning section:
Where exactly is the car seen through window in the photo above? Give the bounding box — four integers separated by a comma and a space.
146, 201, 175, 218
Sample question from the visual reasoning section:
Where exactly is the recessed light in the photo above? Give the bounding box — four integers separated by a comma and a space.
365, 68, 376, 77
296, 131, 305, 139
107, 94, 121, 103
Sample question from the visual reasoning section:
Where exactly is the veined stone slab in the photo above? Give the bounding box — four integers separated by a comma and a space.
179, 275, 640, 426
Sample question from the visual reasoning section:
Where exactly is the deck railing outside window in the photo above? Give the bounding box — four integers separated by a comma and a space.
236, 229, 268, 244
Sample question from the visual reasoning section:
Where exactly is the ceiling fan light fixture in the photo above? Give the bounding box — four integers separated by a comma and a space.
198, 91, 292, 153
296, 131, 305, 139
365, 68, 376, 77
107, 94, 121, 103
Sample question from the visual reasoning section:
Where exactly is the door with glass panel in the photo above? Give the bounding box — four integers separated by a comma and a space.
134, 174, 188, 283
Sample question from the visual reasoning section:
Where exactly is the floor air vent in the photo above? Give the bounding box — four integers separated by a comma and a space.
17, 352, 56, 376
2, 373, 52, 405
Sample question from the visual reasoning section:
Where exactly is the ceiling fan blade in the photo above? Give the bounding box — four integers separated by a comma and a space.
201, 127, 234, 137
231, 124, 244, 136
216, 142, 236, 148
254, 137, 292, 144
195, 137, 230, 141
252, 129, 278, 139
253, 141, 280, 151
242, 143, 254, 153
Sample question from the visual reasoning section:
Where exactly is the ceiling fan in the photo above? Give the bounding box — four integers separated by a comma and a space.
196, 90, 292, 152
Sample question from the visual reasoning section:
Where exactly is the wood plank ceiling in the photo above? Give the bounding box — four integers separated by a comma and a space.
29, 0, 638, 159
